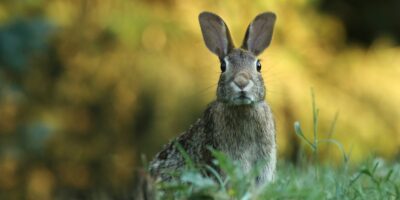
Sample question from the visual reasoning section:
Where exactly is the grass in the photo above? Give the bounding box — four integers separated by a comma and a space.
152, 91, 400, 199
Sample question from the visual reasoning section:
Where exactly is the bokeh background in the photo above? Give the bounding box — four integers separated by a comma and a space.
0, 0, 399, 199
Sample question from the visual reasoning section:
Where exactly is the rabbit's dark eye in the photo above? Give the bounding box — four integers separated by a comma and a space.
256, 60, 262, 72
220, 60, 226, 72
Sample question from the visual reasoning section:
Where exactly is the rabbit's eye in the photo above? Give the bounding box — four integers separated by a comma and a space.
256, 60, 262, 72
220, 60, 226, 72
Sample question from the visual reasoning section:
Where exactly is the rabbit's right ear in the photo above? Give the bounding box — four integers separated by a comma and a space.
199, 12, 234, 58
242, 12, 276, 56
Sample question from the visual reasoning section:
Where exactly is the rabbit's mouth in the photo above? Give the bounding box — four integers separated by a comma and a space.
231, 93, 255, 105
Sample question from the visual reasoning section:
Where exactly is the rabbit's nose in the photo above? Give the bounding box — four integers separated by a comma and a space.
233, 72, 251, 90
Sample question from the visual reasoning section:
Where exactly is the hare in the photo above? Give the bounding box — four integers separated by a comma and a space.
149, 11, 277, 185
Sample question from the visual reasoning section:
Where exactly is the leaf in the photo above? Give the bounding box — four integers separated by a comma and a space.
294, 121, 315, 151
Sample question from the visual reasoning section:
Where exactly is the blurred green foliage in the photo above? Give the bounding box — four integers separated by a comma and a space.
0, 0, 399, 199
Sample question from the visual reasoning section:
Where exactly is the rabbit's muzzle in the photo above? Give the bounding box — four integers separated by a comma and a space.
233, 72, 251, 89
229, 71, 256, 105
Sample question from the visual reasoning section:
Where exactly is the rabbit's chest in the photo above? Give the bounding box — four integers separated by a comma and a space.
211, 102, 276, 173
219, 124, 269, 161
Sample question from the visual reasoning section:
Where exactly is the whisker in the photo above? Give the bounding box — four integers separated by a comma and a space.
266, 90, 285, 96
198, 83, 217, 94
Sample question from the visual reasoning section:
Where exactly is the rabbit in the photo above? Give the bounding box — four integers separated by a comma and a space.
149, 11, 277, 185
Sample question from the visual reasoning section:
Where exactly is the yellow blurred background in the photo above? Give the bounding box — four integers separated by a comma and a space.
0, 0, 399, 199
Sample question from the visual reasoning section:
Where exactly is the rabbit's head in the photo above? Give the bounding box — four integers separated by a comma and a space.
199, 12, 276, 106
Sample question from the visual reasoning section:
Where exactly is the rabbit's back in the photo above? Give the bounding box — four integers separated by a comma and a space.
149, 117, 213, 180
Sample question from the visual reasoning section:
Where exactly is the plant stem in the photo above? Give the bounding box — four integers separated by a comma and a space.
311, 89, 319, 179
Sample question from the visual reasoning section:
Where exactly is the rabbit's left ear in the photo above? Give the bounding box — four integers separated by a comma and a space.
199, 12, 235, 58
242, 12, 276, 56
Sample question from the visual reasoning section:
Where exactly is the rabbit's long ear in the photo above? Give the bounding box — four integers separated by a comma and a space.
199, 12, 234, 58
242, 12, 276, 56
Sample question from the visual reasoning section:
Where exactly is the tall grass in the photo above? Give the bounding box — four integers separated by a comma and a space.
152, 92, 400, 200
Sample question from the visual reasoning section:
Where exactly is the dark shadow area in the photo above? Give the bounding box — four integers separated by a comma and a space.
318, 0, 400, 46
